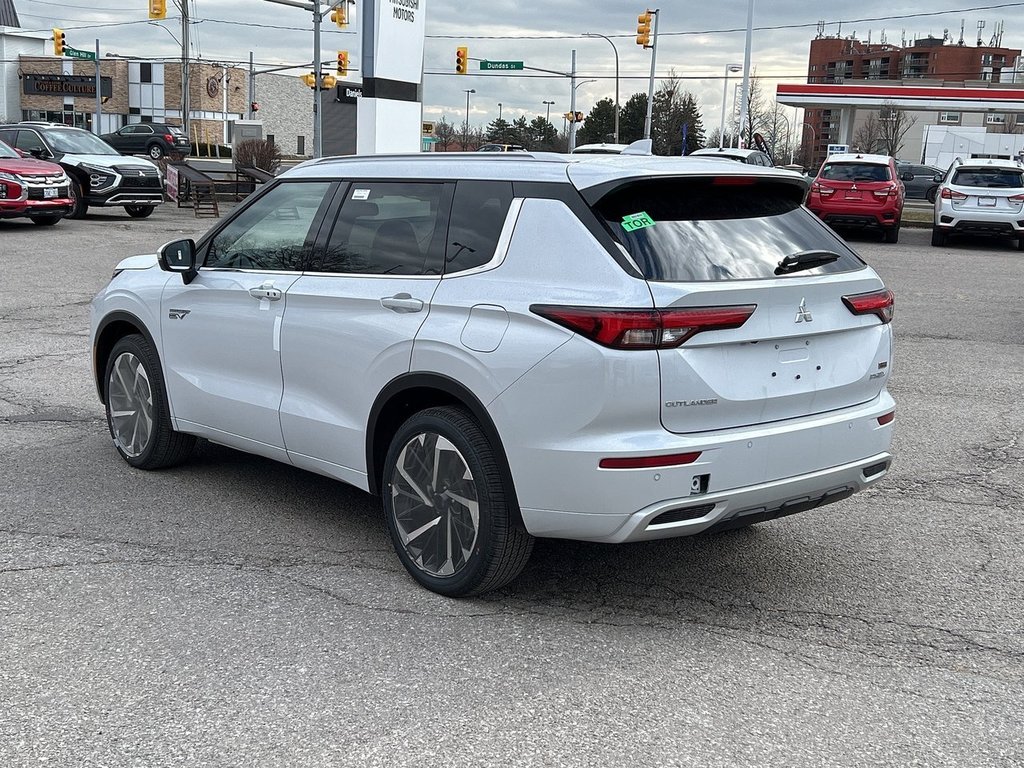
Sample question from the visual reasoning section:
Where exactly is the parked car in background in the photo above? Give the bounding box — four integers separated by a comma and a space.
688, 147, 776, 167
102, 123, 191, 160
896, 161, 943, 202
0, 138, 72, 226
90, 154, 895, 597
477, 143, 527, 152
0, 122, 164, 219
806, 153, 905, 243
931, 157, 1024, 249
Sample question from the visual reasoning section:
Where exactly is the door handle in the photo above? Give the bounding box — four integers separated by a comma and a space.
249, 282, 282, 301
381, 293, 424, 313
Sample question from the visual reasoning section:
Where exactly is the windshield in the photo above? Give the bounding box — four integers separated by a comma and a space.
46, 129, 119, 155
951, 167, 1024, 188
0, 140, 18, 159
820, 162, 891, 182
593, 177, 864, 282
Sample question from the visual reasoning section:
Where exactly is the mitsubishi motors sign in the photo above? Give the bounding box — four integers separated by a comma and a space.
368, 0, 426, 86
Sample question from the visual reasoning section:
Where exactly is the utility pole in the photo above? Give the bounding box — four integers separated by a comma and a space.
94, 38, 101, 135
737, 0, 754, 148
248, 51, 255, 119
181, 0, 190, 135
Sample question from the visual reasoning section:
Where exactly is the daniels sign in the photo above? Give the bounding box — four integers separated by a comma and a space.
23, 74, 112, 98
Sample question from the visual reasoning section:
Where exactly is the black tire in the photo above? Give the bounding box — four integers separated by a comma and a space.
67, 177, 87, 219
926, 186, 938, 204
1016, 236, 1024, 251
103, 334, 195, 470
931, 228, 948, 247
29, 215, 61, 226
148, 143, 165, 160
382, 406, 533, 597
883, 225, 900, 244
124, 205, 155, 219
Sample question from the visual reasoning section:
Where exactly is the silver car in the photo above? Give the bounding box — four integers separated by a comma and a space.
932, 158, 1024, 248
89, 154, 895, 596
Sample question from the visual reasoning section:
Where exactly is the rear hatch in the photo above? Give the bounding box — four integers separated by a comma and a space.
586, 174, 893, 434
948, 165, 1024, 214
815, 159, 895, 210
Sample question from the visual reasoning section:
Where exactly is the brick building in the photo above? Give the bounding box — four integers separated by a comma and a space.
803, 31, 1022, 166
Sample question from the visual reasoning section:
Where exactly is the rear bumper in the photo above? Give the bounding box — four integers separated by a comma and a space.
522, 452, 891, 543
815, 211, 899, 229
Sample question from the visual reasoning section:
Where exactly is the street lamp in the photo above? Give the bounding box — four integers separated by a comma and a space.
498, 102, 502, 121
719, 64, 741, 148
543, 100, 555, 123
463, 88, 475, 149
801, 121, 818, 167
737, 0, 755, 149
583, 32, 620, 142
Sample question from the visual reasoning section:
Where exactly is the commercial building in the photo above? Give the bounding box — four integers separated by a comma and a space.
795, 27, 1023, 167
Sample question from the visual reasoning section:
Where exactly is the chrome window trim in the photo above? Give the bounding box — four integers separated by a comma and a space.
441, 197, 524, 279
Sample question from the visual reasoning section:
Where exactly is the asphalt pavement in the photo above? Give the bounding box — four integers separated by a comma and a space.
1, 203, 1022, 767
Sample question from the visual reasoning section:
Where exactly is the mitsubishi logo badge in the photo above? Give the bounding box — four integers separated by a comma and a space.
795, 298, 813, 323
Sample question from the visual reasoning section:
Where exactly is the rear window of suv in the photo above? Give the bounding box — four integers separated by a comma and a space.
820, 162, 891, 182
593, 177, 864, 282
950, 167, 1024, 188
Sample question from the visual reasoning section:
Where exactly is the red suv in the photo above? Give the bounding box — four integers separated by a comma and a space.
0, 139, 73, 225
807, 153, 905, 243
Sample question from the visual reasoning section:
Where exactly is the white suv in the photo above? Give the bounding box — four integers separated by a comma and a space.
932, 158, 1024, 248
89, 154, 896, 596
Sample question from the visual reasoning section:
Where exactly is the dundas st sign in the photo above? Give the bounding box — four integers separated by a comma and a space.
22, 74, 112, 98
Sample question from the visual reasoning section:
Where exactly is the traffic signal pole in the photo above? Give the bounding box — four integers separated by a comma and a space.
643, 9, 659, 140
94, 39, 101, 135
568, 49, 577, 152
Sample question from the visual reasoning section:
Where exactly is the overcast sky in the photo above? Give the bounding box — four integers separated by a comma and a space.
10, 0, 1024, 129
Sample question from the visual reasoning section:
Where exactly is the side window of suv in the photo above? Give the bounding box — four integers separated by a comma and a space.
13, 130, 46, 154
318, 182, 447, 275
445, 180, 514, 273
205, 181, 333, 271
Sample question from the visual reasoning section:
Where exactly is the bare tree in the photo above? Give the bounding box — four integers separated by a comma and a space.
739, 72, 771, 150
853, 113, 884, 153
434, 117, 456, 151
877, 101, 917, 157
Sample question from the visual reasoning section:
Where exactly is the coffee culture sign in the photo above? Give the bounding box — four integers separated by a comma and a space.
23, 74, 112, 98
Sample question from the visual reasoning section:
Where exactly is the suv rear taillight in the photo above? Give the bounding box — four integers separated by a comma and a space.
530, 305, 757, 349
872, 184, 898, 198
941, 188, 967, 200
811, 182, 835, 197
163, 134, 175, 143
842, 288, 894, 324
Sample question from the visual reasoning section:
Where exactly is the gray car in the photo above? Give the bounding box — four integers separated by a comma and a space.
896, 162, 943, 201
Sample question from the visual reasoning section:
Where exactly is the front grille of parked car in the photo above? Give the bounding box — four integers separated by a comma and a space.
27, 184, 69, 200
113, 165, 161, 189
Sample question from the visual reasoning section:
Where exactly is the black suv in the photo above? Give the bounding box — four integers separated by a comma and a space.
101, 123, 191, 160
0, 123, 164, 219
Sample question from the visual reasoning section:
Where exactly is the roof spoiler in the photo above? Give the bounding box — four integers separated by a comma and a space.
621, 139, 653, 156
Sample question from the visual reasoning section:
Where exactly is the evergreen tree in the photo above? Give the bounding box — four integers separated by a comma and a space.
528, 116, 558, 150
577, 98, 616, 146
618, 93, 648, 144
485, 118, 512, 143
509, 116, 531, 147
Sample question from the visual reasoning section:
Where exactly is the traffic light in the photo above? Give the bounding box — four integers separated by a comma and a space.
52, 28, 65, 56
149, 0, 167, 20
574, 111, 584, 123
337, 50, 349, 76
455, 46, 469, 75
330, 6, 347, 28
250, 101, 260, 113
321, 73, 337, 90
300, 72, 317, 89
636, 10, 653, 48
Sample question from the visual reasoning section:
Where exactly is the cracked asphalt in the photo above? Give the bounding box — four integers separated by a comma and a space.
1, 205, 1022, 768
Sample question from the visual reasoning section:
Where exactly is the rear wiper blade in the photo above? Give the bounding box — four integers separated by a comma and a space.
775, 250, 841, 275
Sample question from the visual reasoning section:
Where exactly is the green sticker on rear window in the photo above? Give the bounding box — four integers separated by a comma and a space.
621, 211, 656, 232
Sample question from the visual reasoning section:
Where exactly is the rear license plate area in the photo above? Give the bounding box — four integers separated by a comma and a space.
979, 196, 997, 207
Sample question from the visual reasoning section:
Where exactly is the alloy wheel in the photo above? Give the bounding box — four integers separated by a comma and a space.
107, 351, 155, 458
389, 432, 480, 577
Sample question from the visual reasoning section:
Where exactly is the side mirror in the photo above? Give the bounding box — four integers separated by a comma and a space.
158, 238, 198, 284
901, 172, 914, 181
933, 173, 943, 183
28, 147, 49, 160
